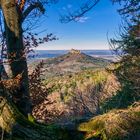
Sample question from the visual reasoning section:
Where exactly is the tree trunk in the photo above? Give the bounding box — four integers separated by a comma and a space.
1, 0, 31, 116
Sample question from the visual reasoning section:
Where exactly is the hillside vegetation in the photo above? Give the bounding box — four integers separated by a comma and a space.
32, 69, 120, 123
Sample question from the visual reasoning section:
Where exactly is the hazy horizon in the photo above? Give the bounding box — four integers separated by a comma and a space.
35, 48, 112, 51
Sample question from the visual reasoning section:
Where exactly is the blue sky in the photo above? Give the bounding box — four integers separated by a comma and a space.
36, 0, 121, 50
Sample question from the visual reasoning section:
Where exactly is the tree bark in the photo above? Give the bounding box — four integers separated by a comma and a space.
1, 0, 31, 116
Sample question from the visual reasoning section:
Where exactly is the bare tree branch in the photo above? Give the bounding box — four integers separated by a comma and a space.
60, 0, 100, 23
22, 1, 45, 22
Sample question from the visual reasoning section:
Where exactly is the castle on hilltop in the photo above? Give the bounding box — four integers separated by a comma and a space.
70, 49, 81, 54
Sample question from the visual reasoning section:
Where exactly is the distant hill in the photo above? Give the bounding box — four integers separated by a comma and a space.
33, 49, 111, 78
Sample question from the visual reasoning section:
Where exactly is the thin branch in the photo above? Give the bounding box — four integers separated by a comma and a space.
22, 2, 45, 22
60, 0, 100, 23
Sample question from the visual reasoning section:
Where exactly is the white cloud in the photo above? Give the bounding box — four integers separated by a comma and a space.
75, 16, 89, 23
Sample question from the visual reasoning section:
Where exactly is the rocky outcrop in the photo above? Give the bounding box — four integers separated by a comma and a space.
70, 49, 81, 54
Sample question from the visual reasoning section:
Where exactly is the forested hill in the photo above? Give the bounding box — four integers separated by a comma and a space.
30, 49, 111, 78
